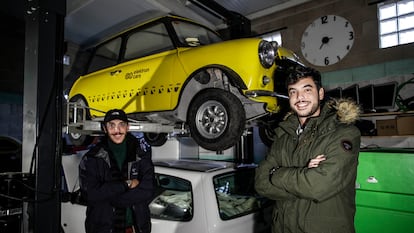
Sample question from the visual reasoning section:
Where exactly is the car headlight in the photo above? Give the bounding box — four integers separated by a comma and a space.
259, 40, 276, 68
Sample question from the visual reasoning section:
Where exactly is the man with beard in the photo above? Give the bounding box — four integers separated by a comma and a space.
255, 66, 361, 233
79, 109, 155, 233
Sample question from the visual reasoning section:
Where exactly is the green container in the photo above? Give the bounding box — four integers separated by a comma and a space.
355, 148, 414, 233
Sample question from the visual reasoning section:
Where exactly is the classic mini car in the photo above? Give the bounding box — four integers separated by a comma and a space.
67, 15, 302, 151
60, 157, 272, 233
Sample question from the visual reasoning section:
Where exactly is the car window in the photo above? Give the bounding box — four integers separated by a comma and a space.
150, 174, 193, 221
172, 20, 222, 47
87, 37, 122, 73
214, 169, 270, 220
124, 23, 174, 60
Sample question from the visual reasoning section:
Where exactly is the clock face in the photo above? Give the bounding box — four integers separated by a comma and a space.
301, 15, 354, 66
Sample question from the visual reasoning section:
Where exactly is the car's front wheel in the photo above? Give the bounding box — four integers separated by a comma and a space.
188, 89, 245, 151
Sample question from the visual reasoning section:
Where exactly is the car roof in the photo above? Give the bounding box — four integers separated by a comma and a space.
153, 159, 238, 172
85, 14, 218, 50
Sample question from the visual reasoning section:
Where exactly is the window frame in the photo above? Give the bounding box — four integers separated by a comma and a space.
150, 173, 194, 222
378, 0, 414, 48
213, 168, 271, 220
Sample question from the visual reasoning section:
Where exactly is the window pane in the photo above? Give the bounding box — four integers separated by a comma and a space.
380, 33, 398, 48
214, 169, 271, 220
399, 29, 414, 44
150, 174, 193, 221
379, 3, 397, 20
172, 20, 222, 46
88, 37, 122, 73
380, 19, 397, 35
398, 14, 414, 30
397, 0, 414, 15
125, 23, 174, 60
262, 32, 282, 46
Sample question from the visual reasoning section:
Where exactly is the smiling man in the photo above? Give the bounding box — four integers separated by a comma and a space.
79, 109, 155, 233
255, 66, 361, 233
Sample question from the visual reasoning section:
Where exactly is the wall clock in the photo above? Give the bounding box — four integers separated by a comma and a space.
301, 15, 354, 66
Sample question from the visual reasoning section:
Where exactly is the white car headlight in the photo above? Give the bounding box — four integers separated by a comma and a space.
258, 40, 276, 68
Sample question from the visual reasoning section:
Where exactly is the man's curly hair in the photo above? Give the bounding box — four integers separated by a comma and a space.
286, 66, 322, 90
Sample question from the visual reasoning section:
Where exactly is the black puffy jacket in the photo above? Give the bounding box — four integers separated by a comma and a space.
79, 133, 155, 233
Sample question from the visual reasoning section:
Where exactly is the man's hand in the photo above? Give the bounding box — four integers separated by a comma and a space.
126, 179, 140, 189
308, 154, 326, 168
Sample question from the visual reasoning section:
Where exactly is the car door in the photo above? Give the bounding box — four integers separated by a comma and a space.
104, 22, 184, 114
150, 168, 208, 233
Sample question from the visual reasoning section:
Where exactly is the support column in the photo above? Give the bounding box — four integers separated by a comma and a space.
22, 0, 66, 232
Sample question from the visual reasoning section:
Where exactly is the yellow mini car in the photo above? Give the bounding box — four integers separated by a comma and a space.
68, 15, 302, 151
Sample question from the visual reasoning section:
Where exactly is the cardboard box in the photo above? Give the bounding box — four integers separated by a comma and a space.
396, 115, 414, 135
376, 119, 397, 136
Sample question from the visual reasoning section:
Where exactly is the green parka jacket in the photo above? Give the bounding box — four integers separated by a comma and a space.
255, 99, 361, 233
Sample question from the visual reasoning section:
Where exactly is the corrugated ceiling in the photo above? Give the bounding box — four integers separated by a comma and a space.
65, 0, 311, 46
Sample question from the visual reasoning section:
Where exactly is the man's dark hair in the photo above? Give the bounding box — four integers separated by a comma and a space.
286, 66, 322, 89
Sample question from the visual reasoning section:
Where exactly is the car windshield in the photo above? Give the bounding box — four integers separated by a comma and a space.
172, 20, 222, 47
150, 174, 193, 221
214, 168, 270, 220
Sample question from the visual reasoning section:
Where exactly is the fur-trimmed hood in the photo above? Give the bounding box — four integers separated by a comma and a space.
326, 98, 361, 124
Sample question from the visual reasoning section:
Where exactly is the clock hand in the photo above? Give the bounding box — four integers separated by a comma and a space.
319, 36, 333, 49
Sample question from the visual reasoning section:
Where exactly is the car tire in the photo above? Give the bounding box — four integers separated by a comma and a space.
258, 125, 276, 147
68, 96, 93, 146
144, 133, 168, 147
188, 89, 245, 151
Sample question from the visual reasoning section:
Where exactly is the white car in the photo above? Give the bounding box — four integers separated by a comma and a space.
61, 157, 272, 233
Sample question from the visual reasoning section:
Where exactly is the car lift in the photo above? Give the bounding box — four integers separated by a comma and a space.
63, 102, 187, 137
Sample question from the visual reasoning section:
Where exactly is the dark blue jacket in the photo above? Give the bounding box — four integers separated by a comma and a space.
79, 133, 155, 233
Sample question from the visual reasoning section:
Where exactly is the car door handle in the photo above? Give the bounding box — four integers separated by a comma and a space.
110, 70, 122, 76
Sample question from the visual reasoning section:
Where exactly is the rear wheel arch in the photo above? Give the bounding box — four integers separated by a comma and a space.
175, 66, 246, 122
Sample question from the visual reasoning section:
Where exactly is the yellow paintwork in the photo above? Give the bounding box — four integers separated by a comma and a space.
69, 16, 299, 118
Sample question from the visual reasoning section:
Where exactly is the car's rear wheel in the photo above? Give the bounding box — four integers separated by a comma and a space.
188, 89, 245, 151
68, 96, 93, 146
258, 125, 276, 147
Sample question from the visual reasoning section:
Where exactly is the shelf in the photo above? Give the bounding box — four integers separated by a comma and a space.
361, 135, 414, 148
360, 110, 414, 117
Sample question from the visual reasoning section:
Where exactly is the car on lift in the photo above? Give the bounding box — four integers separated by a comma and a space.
61, 157, 272, 233
67, 15, 302, 151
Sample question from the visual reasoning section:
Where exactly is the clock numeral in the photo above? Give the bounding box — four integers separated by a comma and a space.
321, 15, 328, 24
348, 31, 354, 40
337, 56, 341, 61
324, 57, 330, 66
301, 41, 306, 49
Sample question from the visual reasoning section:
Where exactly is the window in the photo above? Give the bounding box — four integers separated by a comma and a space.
87, 37, 122, 73
124, 23, 174, 60
149, 174, 193, 221
260, 31, 282, 46
378, 0, 414, 48
213, 169, 271, 220
172, 20, 222, 46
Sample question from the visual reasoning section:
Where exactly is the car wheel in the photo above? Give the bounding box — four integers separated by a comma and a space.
258, 125, 276, 147
68, 96, 93, 146
188, 89, 245, 151
144, 133, 168, 147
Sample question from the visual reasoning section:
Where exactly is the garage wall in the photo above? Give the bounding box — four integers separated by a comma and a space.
250, 0, 414, 87
0, 93, 23, 140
